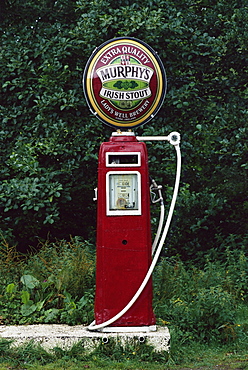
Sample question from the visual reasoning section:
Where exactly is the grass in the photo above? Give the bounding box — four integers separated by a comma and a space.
0, 340, 247, 370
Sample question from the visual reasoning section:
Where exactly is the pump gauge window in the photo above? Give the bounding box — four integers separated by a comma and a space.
106, 171, 141, 216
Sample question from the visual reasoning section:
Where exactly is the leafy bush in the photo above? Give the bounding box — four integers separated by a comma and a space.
168, 287, 236, 341
0, 237, 95, 325
0, 0, 247, 262
154, 249, 248, 343
24, 237, 95, 298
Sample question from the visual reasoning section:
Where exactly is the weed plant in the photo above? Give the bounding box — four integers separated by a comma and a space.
0, 236, 95, 325
153, 246, 248, 345
0, 235, 24, 290
24, 236, 95, 298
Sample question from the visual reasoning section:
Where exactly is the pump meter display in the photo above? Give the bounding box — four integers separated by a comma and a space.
106, 171, 141, 216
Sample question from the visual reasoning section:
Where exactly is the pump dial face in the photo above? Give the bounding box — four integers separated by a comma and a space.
83, 37, 167, 129
106, 171, 141, 216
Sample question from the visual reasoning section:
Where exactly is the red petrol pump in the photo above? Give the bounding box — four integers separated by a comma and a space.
95, 131, 155, 328
83, 37, 181, 332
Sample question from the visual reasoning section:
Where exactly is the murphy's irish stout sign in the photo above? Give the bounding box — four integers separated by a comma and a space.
83, 37, 167, 129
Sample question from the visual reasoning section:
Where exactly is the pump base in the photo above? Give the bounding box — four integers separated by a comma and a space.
98, 325, 157, 333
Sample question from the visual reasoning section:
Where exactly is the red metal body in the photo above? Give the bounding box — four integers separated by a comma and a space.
95, 133, 155, 326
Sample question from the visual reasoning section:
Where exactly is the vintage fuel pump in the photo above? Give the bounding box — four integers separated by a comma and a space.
83, 37, 181, 332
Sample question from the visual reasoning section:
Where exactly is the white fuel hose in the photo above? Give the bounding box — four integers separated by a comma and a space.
88, 132, 181, 331
152, 203, 165, 256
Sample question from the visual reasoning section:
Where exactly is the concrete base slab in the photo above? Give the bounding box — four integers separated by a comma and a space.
0, 324, 170, 353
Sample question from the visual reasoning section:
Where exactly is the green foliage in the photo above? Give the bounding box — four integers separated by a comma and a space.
0, 0, 246, 259
0, 337, 168, 369
0, 2, 247, 364
154, 249, 248, 343
0, 339, 54, 368
0, 237, 247, 369
0, 338, 247, 370
91, 337, 169, 363
0, 237, 95, 325
166, 287, 236, 341
0, 234, 247, 347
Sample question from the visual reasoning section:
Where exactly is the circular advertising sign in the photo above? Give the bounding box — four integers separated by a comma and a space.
83, 37, 167, 129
